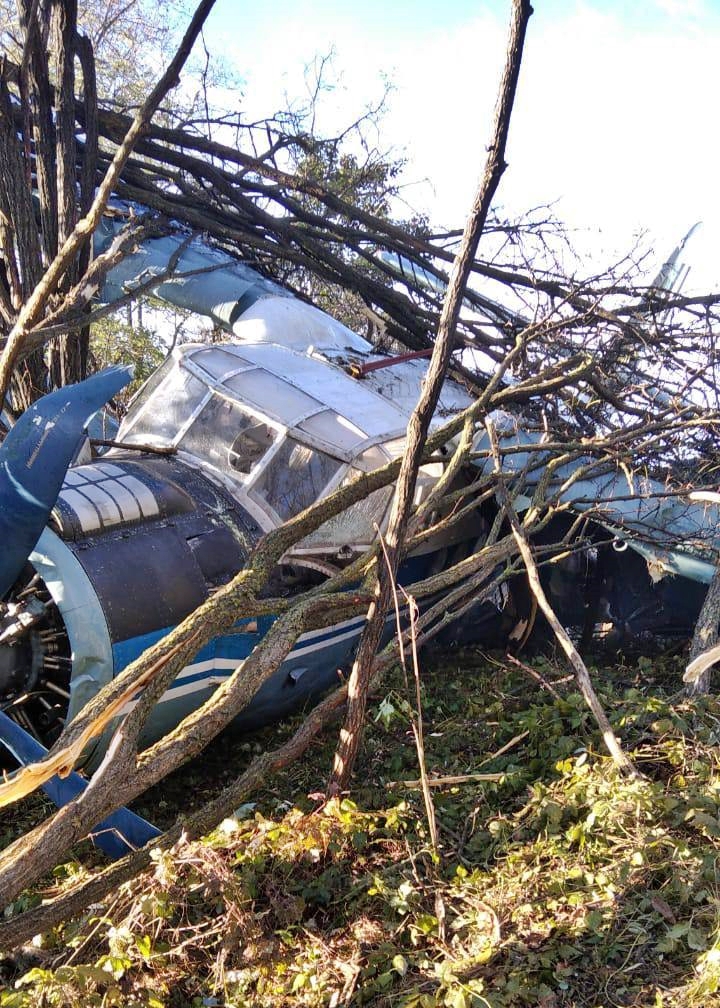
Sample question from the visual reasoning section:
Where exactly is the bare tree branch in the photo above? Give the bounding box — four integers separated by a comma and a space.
328, 0, 534, 793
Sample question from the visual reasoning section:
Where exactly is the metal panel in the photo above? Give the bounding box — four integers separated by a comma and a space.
58, 488, 103, 533
73, 482, 123, 525
70, 524, 209, 640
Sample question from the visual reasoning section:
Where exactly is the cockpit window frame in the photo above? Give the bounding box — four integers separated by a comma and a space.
117, 345, 419, 537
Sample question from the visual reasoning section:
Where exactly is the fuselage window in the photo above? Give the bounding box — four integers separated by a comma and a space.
229, 421, 277, 474
252, 438, 342, 520
123, 366, 207, 442
181, 395, 276, 475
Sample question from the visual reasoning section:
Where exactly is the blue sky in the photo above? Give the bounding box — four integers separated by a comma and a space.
199, 0, 720, 291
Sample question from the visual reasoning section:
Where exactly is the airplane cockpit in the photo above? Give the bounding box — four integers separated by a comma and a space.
113, 340, 449, 570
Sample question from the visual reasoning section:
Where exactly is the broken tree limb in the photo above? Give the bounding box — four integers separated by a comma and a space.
684, 567, 720, 694
0, 633, 408, 952
0, 629, 203, 808
327, 0, 534, 794
0, 590, 367, 907
685, 640, 720, 692
485, 417, 640, 779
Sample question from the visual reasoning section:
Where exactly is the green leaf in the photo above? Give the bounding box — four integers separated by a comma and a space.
375, 697, 398, 728
447, 989, 469, 1008
393, 954, 409, 976
135, 933, 152, 959
687, 927, 708, 951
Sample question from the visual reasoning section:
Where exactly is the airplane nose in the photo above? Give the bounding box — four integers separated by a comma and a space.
0, 640, 30, 697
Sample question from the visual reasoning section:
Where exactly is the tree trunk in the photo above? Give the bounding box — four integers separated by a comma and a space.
685, 568, 720, 695
328, 0, 534, 794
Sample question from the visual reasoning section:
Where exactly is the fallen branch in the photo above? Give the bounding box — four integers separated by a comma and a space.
328, 0, 534, 794
685, 639, 720, 691
0, 630, 202, 807
486, 418, 640, 778
685, 565, 720, 694
504, 654, 569, 701
389, 772, 508, 789
0, 640, 404, 951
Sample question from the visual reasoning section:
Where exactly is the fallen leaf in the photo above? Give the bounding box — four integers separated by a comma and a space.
650, 895, 676, 923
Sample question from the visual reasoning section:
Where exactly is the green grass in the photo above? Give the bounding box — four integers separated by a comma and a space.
3, 650, 720, 1007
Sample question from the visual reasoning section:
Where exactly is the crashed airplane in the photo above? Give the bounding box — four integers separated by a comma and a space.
0, 234, 486, 756
0, 221, 718, 831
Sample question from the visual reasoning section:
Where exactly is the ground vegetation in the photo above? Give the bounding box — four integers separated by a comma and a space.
3, 654, 720, 1007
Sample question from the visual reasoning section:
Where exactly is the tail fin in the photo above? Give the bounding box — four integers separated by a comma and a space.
648, 221, 702, 300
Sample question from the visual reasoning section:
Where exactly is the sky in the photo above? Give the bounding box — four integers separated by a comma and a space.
199, 0, 720, 293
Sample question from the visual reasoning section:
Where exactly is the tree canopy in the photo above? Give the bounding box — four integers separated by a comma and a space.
1, 0, 719, 466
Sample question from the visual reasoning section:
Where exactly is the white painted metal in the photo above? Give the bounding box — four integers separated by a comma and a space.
113, 296, 478, 557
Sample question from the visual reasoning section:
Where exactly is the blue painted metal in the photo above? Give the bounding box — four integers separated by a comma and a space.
0, 712, 160, 858
31, 527, 116, 729
473, 428, 720, 582
0, 365, 133, 598
95, 215, 290, 330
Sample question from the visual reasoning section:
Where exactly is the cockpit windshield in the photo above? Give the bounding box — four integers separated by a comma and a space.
120, 358, 207, 446
116, 344, 408, 540
250, 438, 343, 521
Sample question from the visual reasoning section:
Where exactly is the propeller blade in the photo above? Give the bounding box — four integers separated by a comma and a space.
0, 711, 160, 858
0, 365, 133, 598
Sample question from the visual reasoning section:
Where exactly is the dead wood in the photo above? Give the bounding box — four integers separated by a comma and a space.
327, 0, 534, 794
486, 418, 640, 778
0, 628, 415, 951
685, 567, 720, 694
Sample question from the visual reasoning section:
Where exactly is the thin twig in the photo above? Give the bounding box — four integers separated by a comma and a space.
406, 591, 440, 859
504, 654, 566, 701
388, 772, 508, 789
478, 729, 530, 765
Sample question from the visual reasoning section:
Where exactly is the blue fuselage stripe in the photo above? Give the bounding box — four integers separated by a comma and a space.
111, 612, 371, 687
110, 551, 438, 710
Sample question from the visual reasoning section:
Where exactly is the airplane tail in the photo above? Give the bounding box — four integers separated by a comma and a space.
647, 221, 702, 302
